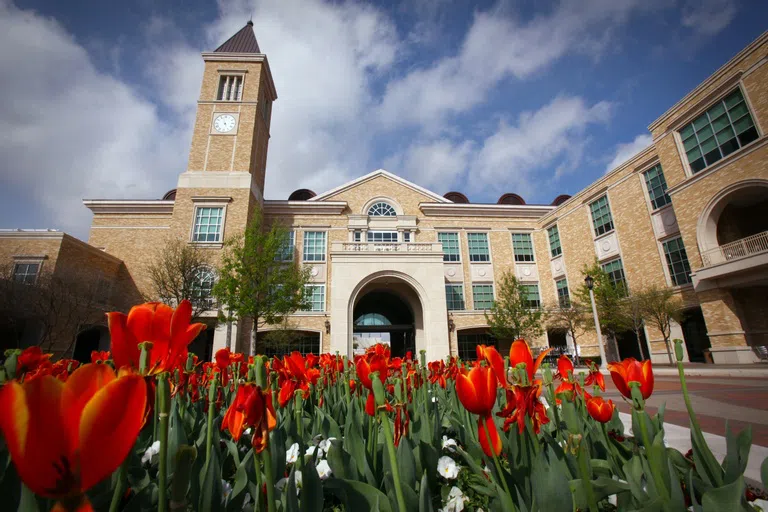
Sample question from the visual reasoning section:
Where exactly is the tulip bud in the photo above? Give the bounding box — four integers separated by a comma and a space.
138, 342, 153, 375
419, 350, 426, 368
371, 372, 386, 407
254, 355, 268, 387
542, 365, 553, 386
674, 339, 684, 362
185, 353, 196, 372
629, 381, 644, 411
3, 349, 20, 380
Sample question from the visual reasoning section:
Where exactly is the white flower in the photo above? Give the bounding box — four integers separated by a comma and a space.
141, 440, 161, 464
316, 459, 332, 480
483, 465, 491, 475
305, 445, 317, 457
439, 486, 465, 512
432, 396, 439, 402
753, 499, 768, 511
286, 443, 300, 464
244, 428, 252, 435
441, 436, 458, 452
318, 437, 336, 457
276, 471, 302, 495
437, 456, 460, 480
221, 479, 232, 499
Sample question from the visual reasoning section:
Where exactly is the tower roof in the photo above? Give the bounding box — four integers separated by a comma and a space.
214, 21, 261, 53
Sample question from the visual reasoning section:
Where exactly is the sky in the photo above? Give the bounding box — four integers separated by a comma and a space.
0, 0, 765, 241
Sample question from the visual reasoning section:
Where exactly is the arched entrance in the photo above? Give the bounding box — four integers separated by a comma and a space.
349, 274, 425, 358
73, 325, 110, 363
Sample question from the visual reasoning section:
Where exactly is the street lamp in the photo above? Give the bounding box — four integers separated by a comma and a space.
585, 275, 608, 370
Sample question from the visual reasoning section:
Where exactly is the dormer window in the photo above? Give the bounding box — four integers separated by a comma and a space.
367, 202, 396, 217
217, 75, 243, 101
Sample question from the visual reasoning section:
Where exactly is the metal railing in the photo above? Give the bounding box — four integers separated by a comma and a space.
701, 230, 768, 267
331, 242, 442, 253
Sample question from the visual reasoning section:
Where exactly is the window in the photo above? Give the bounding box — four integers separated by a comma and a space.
276, 231, 295, 261
367, 231, 398, 243
512, 233, 535, 262
192, 206, 224, 242
643, 164, 671, 210
472, 284, 494, 310
521, 284, 541, 309
555, 279, 570, 308
303, 285, 325, 312
602, 258, 628, 294
263, 334, 320, 358
367, 202, 397, 216
438, 232, 460, 262
445, 284, 465, 311
191, 268, 216, 309
680, 88, 759, 174
402, 232, 411, 243
217, 75, 243, 101
547, 225, 562, 258
663, 237, 692, 286
457, 332, 496, 361
353, 231, 362, 242
13, 263, 39, 284
467, 233, 490, 262
589, 196, 614, 237
303, 231, 326, 261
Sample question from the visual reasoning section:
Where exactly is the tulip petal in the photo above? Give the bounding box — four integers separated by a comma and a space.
51, 496, 94, 512
532, 348, 553, 379
607, 362, 631, 399
107, 312, 140, 371
557, 355, 573, 380
477, 415, 502, 457
62, 364, 117, 445
170, 300, 193, 340
509, 340, 534, 380
78, 375, 147, 491
640, 360, 654, 399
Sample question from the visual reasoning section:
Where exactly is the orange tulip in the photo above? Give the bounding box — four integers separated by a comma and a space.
0, 363, 147, 511
586, 396, 615, 423
107, 300, 205, 375
477, 344, 507, 388
221, 384, 252, 442
584, 360, 606, 391
509, 339, 551, 383
456, 365, 502, 457
607, 358, 654, 400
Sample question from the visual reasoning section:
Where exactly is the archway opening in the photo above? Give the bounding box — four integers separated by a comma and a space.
715, 188, 768, 246
73, 325, 110, 363
699, 182, 768, 259
680, 307, 711, 363
353, 284, 421, 358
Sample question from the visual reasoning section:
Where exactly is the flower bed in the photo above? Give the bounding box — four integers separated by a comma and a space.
0, 300, 767, 511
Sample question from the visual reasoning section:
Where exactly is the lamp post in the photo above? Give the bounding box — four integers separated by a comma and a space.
585, 275, 608, 370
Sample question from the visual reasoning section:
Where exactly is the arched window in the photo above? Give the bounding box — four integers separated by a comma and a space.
191, 267, 216, 309
367, 202, 397, 217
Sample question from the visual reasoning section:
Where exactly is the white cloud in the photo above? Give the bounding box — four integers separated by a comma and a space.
604, 134, 653, 174
377, 0, 651, 130
384, 139, 474, 193
681, 0, 738, 36
0, 2, 186, 238
468, 96, 613, 198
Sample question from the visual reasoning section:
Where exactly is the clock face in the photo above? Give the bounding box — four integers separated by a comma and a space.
214, 114, 236, 133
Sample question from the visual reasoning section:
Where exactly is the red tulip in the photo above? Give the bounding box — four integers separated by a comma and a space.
509, 339, 551, 383
584, 360, 606, 392
497, 383, 550, 434
477, 344, 507, 388
355, 353, 389, 416
456, 365, 501, 457
215, 348, 232, 386
586, 396, 615, 423
222, 384, 252, 442
0, 364, 146, 511
607, 358, 654, 400
107, 300, 205, 375
16, 346, 52, 376
242, 385, 277, 453
90, 351, 111, 364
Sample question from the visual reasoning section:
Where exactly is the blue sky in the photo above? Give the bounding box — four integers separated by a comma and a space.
0, 0, 765, 240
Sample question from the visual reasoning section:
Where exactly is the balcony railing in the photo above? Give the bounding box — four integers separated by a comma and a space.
701, 230, 768, 267
331, 242, 443, 253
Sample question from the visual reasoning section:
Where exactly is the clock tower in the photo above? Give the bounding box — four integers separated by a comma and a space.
169, 21, 277, 244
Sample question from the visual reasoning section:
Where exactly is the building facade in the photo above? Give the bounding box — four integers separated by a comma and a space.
3, 24, 767, 364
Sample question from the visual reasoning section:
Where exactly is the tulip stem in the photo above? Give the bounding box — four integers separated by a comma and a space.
205, 373, 217, 467
380, 408, 407, 512
157, 374, 171, 512
676, 360, 702, 436
295, 392, 304, 470
481, 419, 512, 499
631, 385, 669, 501
262, 446, 276, 512
253, 450, 263, 509
576, 440, 599, 512
108, 459, 128, 512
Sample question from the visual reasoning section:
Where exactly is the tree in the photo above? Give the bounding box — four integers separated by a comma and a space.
574, 260, 631, 362
545, 301, 590, 365
623, 294, 648, 361
261, 317, 304, 356
486, 271, 544, 342
638, 285, 684, 364
213, 207, 311, 355
145, 237, 213, 318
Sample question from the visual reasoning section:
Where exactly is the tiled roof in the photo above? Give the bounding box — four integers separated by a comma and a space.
214, 21, 261, 53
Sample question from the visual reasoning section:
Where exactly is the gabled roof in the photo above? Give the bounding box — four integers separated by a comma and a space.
309, 169, 451, 204
214, 21, 261, 54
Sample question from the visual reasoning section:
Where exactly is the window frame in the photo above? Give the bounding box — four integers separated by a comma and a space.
216, 74, 245, 102
555, 278, 571, 308
521, 283, 541, 309
589, 195, 615, 238
13, 262, 40, 285
445, 283, 465, 311
467, 232, 491, 263
642, 164, 672, 211
437, 232, 461, 262
367, 202, 397, 217
472, 283, 495, 310
547, 225, 562, 258
191, 204, 226, 244
302, 231, 327, 262
366, 231, 399, 243
511, 232, 535, 262
276, 230, 295, 262
302, 284, 326, 312
661, 236, 693, 287
457, 332, 496, 361
601, 258, 628, 295
677, 86, 760, 176
191, 267, 217, 310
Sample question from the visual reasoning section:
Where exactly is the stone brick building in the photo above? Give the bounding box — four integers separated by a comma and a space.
2, 24, 767, 364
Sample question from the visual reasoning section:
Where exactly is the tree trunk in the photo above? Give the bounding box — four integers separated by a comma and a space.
664, 336, 674, 364
225, 319, 232, 351
250, 318, 257, 356
635, 328, 645, 361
